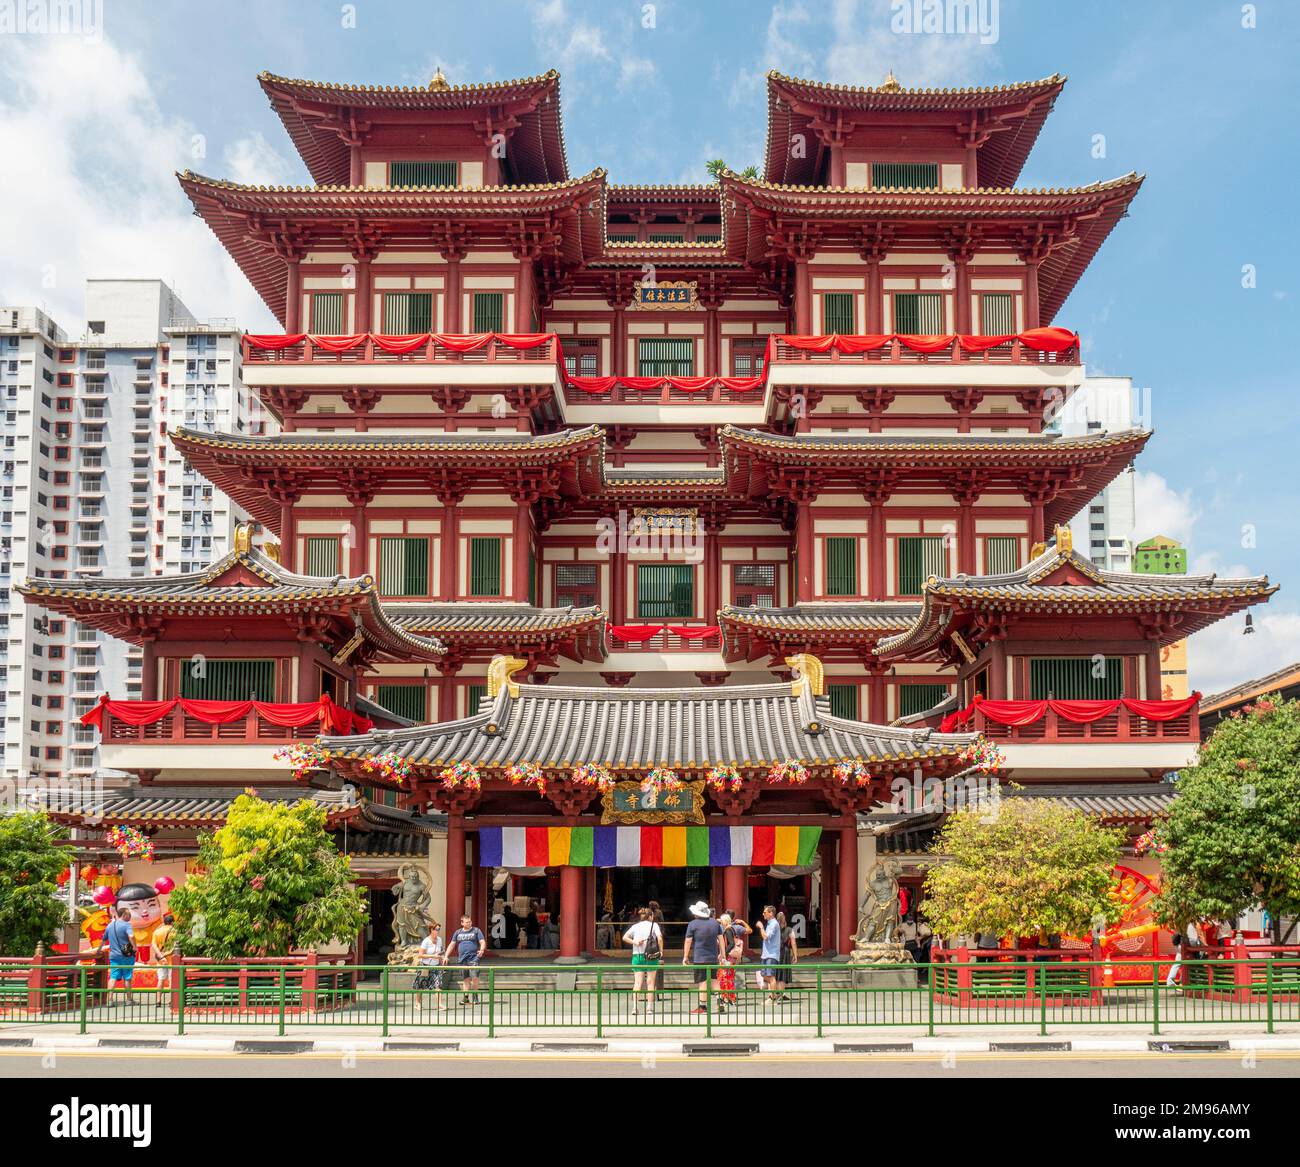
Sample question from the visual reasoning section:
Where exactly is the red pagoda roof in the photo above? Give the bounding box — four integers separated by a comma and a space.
176, 169, 607, 322
258, 69, 568, 186
765, 72, 1065, 187
720, 171, 1143, 323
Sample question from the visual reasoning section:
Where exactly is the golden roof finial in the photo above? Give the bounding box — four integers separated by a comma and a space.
486, 654, 528, 699
784, 652, 826, 698
233, 521, 255, 556
1054, 524, 1073, 555
880, 69, 902, 93
429, 67, 451, 92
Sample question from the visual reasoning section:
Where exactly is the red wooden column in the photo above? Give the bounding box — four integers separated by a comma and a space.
818, 834, 837, 955
283, 258, 302, 333
348, 503, 366, 577
953, 256, 971, 334
793, 258, 812, 334
1028, 502, 1046, 548
723, 865, 747, 918
140, 643, 158, 701
438, 496, 461, 599
512, 499, 532, 602
1024, 260, 1041, 329
583, 868, 598, 955
837, 826, 858, 955
437, 659, 459, 721
446, 818, 467, 929
867, 667, 888, 724
957, 501, 976, 575
795, 499, 815, 602
443, 254, 462, 332
612, 305, 626, 376
609, 538, 627, 626
514, 249, 538, 332
865, 259, 883, 333
557, 862, 585, 963
1145, 647, 1164, 700
704, 516, 722, 622
868, 501, 887, 599
352, 256, 372, 333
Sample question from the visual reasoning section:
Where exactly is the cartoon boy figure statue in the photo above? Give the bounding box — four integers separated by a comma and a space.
82, 878, 174, 989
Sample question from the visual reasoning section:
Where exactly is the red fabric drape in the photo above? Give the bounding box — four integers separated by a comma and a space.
369, 333, 430, 355
897, 334, 958, 353
942, 692, 1203, 730
245, 332, 556, 354
607, 625, 665, 643
770, 329, 1079, 355
564, 374, 763, 395
244, 334, 307, 350
666, 625, 721, 640
308, 334, 367, 353
79, 694, 373, 734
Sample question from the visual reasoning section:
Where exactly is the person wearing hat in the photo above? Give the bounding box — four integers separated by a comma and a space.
682, 901, 726, 1015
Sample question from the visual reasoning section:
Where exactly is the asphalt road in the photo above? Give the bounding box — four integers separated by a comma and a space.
3, 1050, 1299, 1077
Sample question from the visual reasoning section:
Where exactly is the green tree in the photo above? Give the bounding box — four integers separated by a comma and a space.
1153, 694, 1300, 943
706, 159, 758, 181
168, 792, 367, 959
923, 798, 1124, 941
0, 812, 69, 956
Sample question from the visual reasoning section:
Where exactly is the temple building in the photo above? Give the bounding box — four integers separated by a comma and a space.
25, 66, 1277, 962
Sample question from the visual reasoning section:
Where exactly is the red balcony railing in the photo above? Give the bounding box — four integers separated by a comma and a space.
242, 332, 561, 367
769, 336, 1080, 366
564, 379, 765, 405
102, 708, 320, 744
969, 707, 1197, 743
607, 624, 723, 652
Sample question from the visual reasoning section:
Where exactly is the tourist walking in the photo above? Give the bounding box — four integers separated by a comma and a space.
414, 921, 446, 1011
775, 911, 798, 998
716, 911, 746, 1006
446, 914, 487, 1004
623, 907, 664, 1015
755, 905, 782, 1001
150, 912, 177, 1005
96, 905, 137, 1008
682, 901, 725, 1015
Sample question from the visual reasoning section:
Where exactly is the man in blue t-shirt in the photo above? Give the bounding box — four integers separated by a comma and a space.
445, 915, 487, 1004
96, 906, 137, 1008
682, 902, 725, 1014
756, 904, 781, 999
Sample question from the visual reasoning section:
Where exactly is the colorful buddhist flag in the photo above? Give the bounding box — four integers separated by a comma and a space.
477, 825, 821, 867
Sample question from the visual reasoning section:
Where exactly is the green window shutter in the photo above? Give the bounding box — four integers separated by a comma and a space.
980, 292, 1015, 335
985, 536, 1020, 575
467, 684, 487, 715
379, 537, 428, 597
375, 683, 426, 722
1029, 657, 1124, 700
388, 160, 458, 187
870, 162, 939, 190
892, 292, 945, 334
305, 536, 341, 577
825, 536, 857, 596
899, 683, 949, 717
821, 292, 855, 334
647, 233, 685, 243
636, 338, 695, 377
181, 659, 276, 701
607, 233, 638, 243
897, 536, 945, 596
309, 293, 344, 334
637, 564, 693, 619
471, 292, 504, 333
469, 537, 502, 597
827, 683, 857, 719
555, 563, 598, 606
382, 293, 432, 334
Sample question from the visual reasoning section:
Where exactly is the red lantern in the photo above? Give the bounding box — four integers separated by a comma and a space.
82, 864, 99, 883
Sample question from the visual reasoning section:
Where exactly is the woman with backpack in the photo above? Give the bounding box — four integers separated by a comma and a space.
623, 906, 664, 1017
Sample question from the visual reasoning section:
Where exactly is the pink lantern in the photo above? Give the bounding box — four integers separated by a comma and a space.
153, 876, 176, 895
91, 885, 117, 906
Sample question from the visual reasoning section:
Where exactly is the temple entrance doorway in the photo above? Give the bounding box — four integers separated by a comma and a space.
601, 867, 714, 952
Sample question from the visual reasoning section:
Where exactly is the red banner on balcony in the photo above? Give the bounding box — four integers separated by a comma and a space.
79, 694, 373, 734
564, 375, 764, 395
939, 692, 1201, 732
769, 327, 1079, 356
607, 625, 721, 643
243, 331, 556, 354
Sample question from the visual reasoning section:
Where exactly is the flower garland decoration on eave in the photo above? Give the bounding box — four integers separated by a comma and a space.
273, 741, 332, 782
960, 736, 1006, 773
833, 759, 873, 788
359, 752, 411, 786
571, 762, 616, 792
767, 760, 809, 786
505, 761, 546, 795
641, 767, 682, 793
1134, 828, 1168, 855
705, 763, 743, 793
438, 762, 481, 792
106, 824, 155, 862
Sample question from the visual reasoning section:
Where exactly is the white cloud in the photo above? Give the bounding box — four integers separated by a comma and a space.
0, 35, 275, 330
1188, 609, 1300, 696
528, 0, 655, 98
222, 132, 295, 187
1132, 470, 1200, 547
824, 0, 1000, 88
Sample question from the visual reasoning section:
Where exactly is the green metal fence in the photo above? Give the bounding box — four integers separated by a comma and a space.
3, 959, 1298, 1038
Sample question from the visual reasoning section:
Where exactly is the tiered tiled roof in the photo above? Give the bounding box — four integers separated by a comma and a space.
721, 602, 920, 663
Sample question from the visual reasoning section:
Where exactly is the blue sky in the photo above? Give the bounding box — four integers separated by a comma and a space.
1, 0, 1297, 691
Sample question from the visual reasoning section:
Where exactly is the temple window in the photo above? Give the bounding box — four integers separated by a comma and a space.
898, 682, 949, 717
469, 536, 503, 597
732, 563, 776, 607
979, 292, 1015, 335
378, 536, 430, 597
466, 683, 488, 715
983, 535, 1021, 575
180, 658, 275, 701
637, 564, 693, 619
375, 683, 427, 722
647, 232, 685, 243
471, 292, 505, 333
896, 535, 947, 596
637, 337, 694, 377
387, 160, 458, 187
305, 536, 341, 577
827, 682, 858, 719
554, 563, 598, 607
820, 292, 855, 334
1029, 657, 1124, 700
309, 292, 345, 334
730, 338, 766, 377
870, 162, 939, 190
892, 292, 945, 333
824, 536, 858, 596
561, 338, 599, 376
381, 292, 433, 334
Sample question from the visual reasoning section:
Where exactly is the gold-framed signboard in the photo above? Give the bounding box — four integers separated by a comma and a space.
632, 279, 697, 310
600, 780, 705, 824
